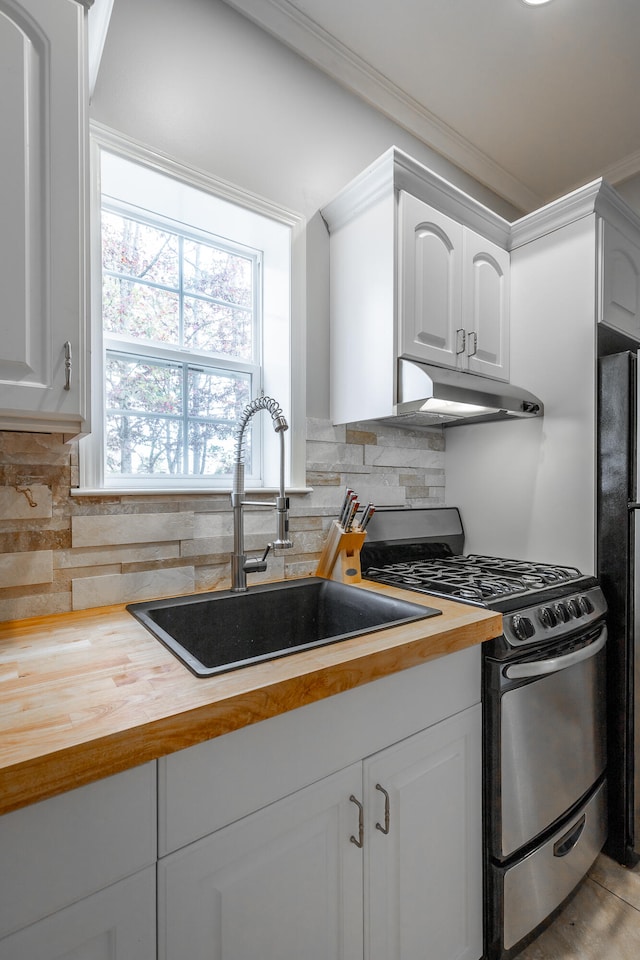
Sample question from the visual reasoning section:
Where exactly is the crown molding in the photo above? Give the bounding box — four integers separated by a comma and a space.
322, 149, 640, 253
545, 148, 640, 211
600, 147, 640, 189
510, 176, 640, 250
510, 179, 603, 249
322, 146, 512, 248
595, 178, 640, 243
221, 0, 544, 214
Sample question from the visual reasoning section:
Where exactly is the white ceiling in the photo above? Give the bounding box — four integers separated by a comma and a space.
222, 0, 640, 213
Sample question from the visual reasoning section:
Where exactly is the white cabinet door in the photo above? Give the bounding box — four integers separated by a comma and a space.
158, 657, 483, 960
600, 220, 640, 341
0, 867, 156, 960
464, 232, 510, 381
399, 191, 463, 368
399, 191, 509, 381
0, 0, 89, 434
0, 762, 157, 941
159, 763, 364, 960
364, 704, 483, 960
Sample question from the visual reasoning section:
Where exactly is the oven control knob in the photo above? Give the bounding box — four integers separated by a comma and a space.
567, 598, 583, 618
554, 602, 571, 623
538, 606, 558, 628
511, 614, 535, 641
579, 595, 594, 615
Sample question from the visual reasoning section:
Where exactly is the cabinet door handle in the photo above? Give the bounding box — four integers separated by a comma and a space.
63, 341, 72, 391
455, 328, 466, 355
467, 331, 478, 357
375, 783, 390, 835
349, 795, 364, 848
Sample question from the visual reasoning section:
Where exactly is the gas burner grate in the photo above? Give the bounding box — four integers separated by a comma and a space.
363, 554, 584, 603
462, 555, 581, 584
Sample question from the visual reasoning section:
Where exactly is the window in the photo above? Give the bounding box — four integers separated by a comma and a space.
102, 208, 258, 478
81, 129, 306, 492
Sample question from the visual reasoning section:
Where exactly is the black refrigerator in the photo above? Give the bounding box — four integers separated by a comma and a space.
598, 349, 640, 865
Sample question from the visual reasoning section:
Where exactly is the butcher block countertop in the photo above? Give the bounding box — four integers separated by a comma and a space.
0, 579, 501, 816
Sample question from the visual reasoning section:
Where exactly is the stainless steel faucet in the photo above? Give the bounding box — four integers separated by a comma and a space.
230, 396, 293, 592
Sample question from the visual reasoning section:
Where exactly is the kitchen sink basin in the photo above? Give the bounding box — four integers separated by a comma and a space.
127, 577, 440, 677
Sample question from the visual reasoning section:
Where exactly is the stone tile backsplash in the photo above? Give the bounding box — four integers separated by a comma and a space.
0, 418, 445, 622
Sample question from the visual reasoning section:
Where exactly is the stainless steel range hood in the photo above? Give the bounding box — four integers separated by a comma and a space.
386, 358, 544, 428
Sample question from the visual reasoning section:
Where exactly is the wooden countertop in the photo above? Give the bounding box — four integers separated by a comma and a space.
0, 580, 501, 815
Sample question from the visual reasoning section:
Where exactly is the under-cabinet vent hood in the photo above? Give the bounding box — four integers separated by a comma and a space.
386, 358, 544, 428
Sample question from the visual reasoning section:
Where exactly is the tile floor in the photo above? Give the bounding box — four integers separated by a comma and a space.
516, 854, 640, 959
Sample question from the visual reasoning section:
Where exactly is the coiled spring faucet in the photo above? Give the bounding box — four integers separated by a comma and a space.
231, 396, 293, 592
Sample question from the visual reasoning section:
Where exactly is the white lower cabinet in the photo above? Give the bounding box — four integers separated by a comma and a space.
0, 653, 481, 960
0, 762, 157, 960
0, 867, 156, 960
158, 698, 482, 960
159, 764, 365, 960
364, 706, 482, 960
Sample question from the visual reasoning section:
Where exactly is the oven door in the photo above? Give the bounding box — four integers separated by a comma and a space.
487, 623, 607, 860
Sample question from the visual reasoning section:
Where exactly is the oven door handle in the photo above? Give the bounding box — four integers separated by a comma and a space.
504, 625, 607, 680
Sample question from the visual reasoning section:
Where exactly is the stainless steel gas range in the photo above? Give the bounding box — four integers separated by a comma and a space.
360, 507, 608, 960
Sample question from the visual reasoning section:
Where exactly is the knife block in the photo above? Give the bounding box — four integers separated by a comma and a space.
315, 520, 367, 584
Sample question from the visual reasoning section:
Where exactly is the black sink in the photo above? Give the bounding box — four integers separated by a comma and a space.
127, 577, 440, 677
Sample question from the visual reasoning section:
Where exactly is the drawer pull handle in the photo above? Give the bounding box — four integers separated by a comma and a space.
553, 814, 586, 858
456, 328, 466, 355
349, 795, 364, 848
375, 783, 390, 835
468, 331, 478, 357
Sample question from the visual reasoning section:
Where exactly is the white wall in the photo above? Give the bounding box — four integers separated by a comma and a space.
91, 0, 519, 420
445, 216, 598, 573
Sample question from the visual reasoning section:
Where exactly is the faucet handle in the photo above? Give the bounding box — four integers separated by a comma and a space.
243, 545, 270, 576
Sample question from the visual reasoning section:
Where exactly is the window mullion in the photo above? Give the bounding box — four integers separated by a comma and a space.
178, 234, 185, 348
254, 255, 262, 373
182, 362, 189, 476
179, 237, 187, 476
104, 336, 259, 377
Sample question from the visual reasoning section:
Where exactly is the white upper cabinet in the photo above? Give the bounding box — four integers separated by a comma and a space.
399, 193, 463, 368
600, 219, 640, 341
400, 191, 509, 380
322, 148, 512, 426
463, 227, 510, 379
0, 0, 89, 435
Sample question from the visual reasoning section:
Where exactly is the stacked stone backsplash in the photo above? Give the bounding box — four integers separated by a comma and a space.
0, 419, 444, 623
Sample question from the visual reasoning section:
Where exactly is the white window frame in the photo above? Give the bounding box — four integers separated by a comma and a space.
80, 123, 307, 494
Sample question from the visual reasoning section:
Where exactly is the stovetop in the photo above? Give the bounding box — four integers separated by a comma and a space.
357, 507, 606, 656
362, 554, 583, 605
